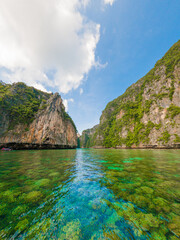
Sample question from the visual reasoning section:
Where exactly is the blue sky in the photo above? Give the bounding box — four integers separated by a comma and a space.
0, 0, 180, 133
63, 0, 180, 133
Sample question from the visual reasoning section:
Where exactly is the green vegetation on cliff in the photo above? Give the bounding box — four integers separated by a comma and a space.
62, 107, 77, 132
0, 82, 77, 134
81, 40, 180, 148
0, 82, 50, 130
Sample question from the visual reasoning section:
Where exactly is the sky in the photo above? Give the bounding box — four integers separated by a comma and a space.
0, 0, 180, 133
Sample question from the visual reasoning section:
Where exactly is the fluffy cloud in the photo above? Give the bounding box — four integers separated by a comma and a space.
80, 88, 84, 95
0, 0, 100, 93
63, 98, 74, 112
104, 0, 115, 6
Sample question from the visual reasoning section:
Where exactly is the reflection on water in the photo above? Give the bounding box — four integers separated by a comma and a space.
0, 149, 180, 239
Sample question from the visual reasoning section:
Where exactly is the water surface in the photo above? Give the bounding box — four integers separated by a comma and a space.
0, 149, 180, 239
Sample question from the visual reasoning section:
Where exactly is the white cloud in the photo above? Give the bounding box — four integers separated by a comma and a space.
63, 98, 74, 112
80, 88, 83, 95
63, 100, 68, 112
95, 58, 108, 69
0, 0, 101, 93
81, 0, 90, 7
104, 0, 115, 6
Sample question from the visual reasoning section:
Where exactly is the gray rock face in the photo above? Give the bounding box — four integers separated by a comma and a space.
80, 125, 99, 148
0, 85, 77, 149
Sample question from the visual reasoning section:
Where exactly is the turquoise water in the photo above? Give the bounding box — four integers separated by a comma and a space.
0, 149, 180, 239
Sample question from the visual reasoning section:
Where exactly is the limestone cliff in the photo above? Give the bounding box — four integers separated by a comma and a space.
0, 82, 77, 149
81, 40, 180, 149
80, 125, 99, 148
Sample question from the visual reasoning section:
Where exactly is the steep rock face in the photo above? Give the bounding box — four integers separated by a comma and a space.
80, 125, 99, 148
81, 40, 180, 149
0, 82, 77, 149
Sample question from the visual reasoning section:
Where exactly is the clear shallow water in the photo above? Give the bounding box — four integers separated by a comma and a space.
0, 149, 180, 240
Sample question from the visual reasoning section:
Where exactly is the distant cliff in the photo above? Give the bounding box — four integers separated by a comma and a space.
80, 125, 99, 148
0, 82, 77, 149
81, 40, 180, 149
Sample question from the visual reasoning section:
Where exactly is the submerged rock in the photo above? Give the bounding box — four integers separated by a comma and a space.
25, 191, 43, 204
58, 219, 82, 240
12, 205, 27, 216
15, 219, 29, 232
